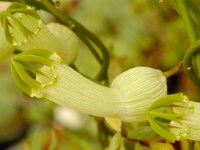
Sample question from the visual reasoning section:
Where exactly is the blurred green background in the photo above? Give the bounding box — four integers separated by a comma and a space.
0, 0, 200, 149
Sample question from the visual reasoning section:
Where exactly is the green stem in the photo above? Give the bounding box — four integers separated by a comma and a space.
0, 0, 45, 10
163, 62, 182, 78
75, 29, 102, 63
39, 0, 110, 82
1, 0, 110, 82
174, 0, 200, 88
176, 0, 198, 43
183, 40, 200, 88
186, 0, 200, 27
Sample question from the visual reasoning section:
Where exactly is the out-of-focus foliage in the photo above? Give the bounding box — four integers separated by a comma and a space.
70, 0, 187, 79
1, 0, 200, 149
0, 61, 24, 145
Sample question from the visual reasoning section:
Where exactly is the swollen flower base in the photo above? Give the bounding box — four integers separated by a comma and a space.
11, 49, 167, 122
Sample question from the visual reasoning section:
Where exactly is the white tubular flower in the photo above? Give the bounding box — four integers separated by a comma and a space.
170, 100, 200, 141
11, 49, 167, 122
147, 93, 200, 142
0, 2, 42, 45
18, 22, 79, 65
0, 2, 78, 64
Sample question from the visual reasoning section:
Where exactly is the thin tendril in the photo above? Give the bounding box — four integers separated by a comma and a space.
38, 0, 110, 83
173, 0, 200, 88
176, 0, 198, 44
183, 40, 200, 88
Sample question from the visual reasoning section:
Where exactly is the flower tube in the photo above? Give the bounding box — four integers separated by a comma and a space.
11, 49, 167, 122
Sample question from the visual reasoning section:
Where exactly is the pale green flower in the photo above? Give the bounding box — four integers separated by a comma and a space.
111, 66, 167, 122
147, 93, 200, 142
0, 2, 79, 64
0, 2, 42, 45
11, 49, 167, 122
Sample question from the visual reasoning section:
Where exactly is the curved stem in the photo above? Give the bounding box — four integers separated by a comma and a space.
39, 0, 110, 82
176, 0, 198, 43
1, 0, 110, 82
163, 62, 183, 78
75, 29, 102, 63
174, 0, 200, 88
0, 0, 46, 10
183, 40, 200, 88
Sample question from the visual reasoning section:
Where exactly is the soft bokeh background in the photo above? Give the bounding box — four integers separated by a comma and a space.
1, 0, 200, 149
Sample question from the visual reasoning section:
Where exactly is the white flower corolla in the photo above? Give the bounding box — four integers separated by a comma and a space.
0, 2, 42, 45
15, 19, 79, 65
17, 22, 79, 65
111, 67, 167, 122
11, 49, 167, 122
0, 2, 78, 65
147, 93, 200, 142
170, 100, 200, 141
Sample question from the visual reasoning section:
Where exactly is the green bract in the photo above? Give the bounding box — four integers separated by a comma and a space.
11, 49, 61, 97
11, 48, 167, 122
146, 93, 199, 142
0, 3, 79, 65
0, 2, 41, 45
170, 100, 200, 141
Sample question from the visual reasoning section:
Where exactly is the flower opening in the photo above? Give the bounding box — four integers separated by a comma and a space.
147, 93, 195, 142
